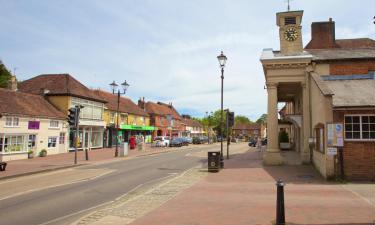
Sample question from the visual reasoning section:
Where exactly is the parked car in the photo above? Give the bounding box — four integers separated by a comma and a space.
184, 137, 192, 144
192, 136, 208, 144
180, 137, 191, 145
170, 137, 185, 147
153, 136, 170, 147
248, 139, 256, 147
231, 137, 239, 143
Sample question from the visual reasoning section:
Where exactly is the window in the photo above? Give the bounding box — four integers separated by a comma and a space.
120, 114, 127, 124
49, 120, 59, 128
71, 97, 103, 120
0, 135, 26, 152
48, 137, 57, 148
110, 113, 115, 123
315, 124, 325, 153
59, 132, 65, 144
28, 135, 36, 149
345, 115, 375, 140
5, 117, 19, 127
285, 17, 296, 25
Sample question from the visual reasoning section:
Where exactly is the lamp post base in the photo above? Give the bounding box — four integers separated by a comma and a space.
220, 155, 224, 168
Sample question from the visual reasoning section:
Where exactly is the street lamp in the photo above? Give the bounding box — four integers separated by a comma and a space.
110, 80, 130, 157
217, 51, 227, 168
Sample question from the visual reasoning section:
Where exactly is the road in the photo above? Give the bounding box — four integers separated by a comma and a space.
0, 144, 221, 225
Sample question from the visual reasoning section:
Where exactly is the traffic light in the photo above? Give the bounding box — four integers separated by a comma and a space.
228, 111, 235, 127
68, 107, 78, 126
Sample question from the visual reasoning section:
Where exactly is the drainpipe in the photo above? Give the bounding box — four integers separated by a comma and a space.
307, 65, 314, 163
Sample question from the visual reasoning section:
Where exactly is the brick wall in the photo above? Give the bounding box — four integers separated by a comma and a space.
334, 109, 375, 181
330, 60, 375, 75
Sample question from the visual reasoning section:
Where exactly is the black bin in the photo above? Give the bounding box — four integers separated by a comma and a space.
208, 151, 220, 172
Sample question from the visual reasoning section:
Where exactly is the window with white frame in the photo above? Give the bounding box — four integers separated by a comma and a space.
71, 97, 103, 120
49, 120, 59, 128
110, 113, 115, 123
28, 134, 36, 149
5, 117, 19, 127
59, 132, 65, 144
0, 135, 26, 152
48, 137, 58, 148
345, 115, 375, 140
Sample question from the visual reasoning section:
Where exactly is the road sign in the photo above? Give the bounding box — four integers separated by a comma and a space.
327, 123, 344, 147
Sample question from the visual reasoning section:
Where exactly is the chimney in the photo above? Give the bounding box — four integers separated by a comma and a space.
8, 76, 18, 91
305, 18, 338, 49
138, 97, 145, 109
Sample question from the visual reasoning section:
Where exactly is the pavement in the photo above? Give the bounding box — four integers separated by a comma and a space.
92, 143, 374, 225
0, 144, 199, 180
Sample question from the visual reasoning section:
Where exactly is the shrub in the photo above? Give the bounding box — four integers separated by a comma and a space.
39, 149, 47, 157
279, 130, 289, 143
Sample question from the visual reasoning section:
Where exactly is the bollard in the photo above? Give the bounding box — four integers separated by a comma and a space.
276, 179, 285, 225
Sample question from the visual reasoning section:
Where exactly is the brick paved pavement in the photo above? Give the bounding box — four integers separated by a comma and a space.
0, 144, 201, 180
130, 147, 375, 225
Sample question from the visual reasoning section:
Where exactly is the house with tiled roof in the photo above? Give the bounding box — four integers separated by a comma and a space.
92, 90, 154, 146
0, 81, 68, 161
19, 74, 106, 150
181, 115, 204, 138
138, 99, 183, 138
260, 10, 375, 180
232, 123, 262, 139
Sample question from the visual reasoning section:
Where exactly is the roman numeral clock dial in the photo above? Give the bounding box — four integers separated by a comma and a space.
284, 27, 298, 42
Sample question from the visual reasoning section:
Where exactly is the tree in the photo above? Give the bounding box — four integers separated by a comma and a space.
0, 61, 12, 88
234, 115, 252, 125
256, 113, 267, 124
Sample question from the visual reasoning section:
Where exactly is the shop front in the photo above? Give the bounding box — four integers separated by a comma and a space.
69, 126, 104, 150
120, 124, 155, 143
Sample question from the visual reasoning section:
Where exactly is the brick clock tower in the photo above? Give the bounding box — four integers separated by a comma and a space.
277, 10, 304, 55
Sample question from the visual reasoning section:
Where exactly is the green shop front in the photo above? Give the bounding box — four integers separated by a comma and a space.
120, 124, 155, 143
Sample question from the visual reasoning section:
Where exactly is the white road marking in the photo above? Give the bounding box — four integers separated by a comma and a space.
0, 170, 114, 201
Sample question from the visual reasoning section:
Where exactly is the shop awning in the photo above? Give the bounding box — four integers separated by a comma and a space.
120, 124, 156, 131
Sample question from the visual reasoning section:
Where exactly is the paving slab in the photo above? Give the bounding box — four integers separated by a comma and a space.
130, 146, 375, 225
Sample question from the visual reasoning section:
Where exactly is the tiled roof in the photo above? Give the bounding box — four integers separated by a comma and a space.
336, 38, 375, 49
144, 101, 181, 119
0, 88, 66, 119
305, 38, 375, 61
182, 118, 203, 128
308, 48, 375, 61
233, 123, 260, 130
92, 90, 149, 116
323, 79, 375, 107
18, 74, 106, 103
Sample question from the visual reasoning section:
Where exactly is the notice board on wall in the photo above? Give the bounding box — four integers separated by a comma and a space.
327, 123, 344, 147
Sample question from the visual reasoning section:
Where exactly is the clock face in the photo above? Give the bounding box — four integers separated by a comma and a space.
284, 27, 298, 42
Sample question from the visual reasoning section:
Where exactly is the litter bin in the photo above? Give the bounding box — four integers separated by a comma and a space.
208, 151, 220, 172
119, 142, 129, 157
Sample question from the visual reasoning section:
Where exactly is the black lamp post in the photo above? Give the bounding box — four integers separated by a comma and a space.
217, 51, 227, 168
110, 80, 130, 157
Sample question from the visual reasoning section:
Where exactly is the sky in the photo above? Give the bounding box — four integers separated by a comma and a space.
1, 0, 375, 121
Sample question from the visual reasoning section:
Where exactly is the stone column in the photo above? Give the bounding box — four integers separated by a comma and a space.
301, 82, 311, 163
263, 82, 283, 165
